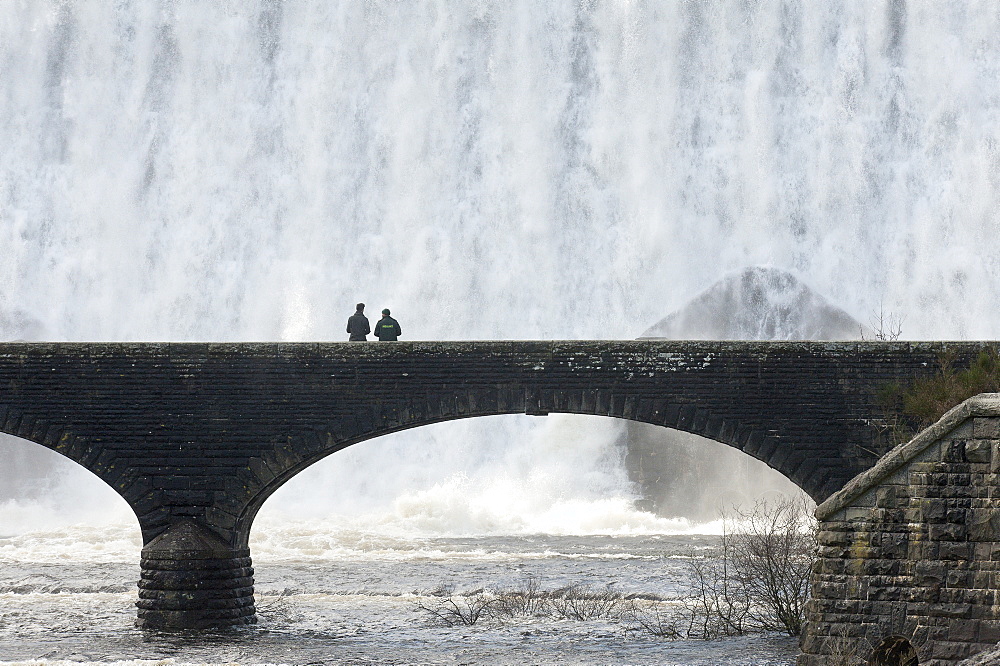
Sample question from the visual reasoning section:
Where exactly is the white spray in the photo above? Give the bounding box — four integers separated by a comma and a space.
1, 1, 998, 552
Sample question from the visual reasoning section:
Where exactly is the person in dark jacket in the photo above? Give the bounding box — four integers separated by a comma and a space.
347, 303, 370, 341
374, 308, 402, 341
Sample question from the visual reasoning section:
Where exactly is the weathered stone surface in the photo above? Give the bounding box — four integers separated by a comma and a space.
800, 394, 1000, 665
135, 521, 255, 630
966, 440, 992, 464
0, 341, 989, 541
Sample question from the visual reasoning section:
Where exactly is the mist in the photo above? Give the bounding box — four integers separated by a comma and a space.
3, 1, 1000, 540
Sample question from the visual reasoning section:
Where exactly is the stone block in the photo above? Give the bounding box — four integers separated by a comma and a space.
915, 561, 947, 586
939, 542, 974, 561
974, 418, 1000, 439
946, 618, 980, 643
877, 538, 907, 560
939, 587, 983, 606
929, 523, 967, 542
853, 491, 877, 508
929, 639, 976, 660
949, 485, 973, 499
968, 509, 1000, 542
867, 586, 903, 601
945, 440, 968, 463
945, 569, 971, 588
978, 620, 1000, 643
946, 508, 969, 524
875, 486, 897, 508
818, 530, 851, 547
886, 467, 910, 486
818, 545, 850, 559
950, 421, 975, 439
817, 581, 848, 599
866, 559, 904, 577
948, 472, 972, 486
927, 603, 973, 619
818, 559, 846, 576
966, 439, 993, 463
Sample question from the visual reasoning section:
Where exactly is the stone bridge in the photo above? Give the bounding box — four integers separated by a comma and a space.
0, 341, 989, 630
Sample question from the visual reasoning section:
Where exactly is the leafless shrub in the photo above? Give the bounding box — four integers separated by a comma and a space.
861, 305, 903, 341
621, 598, 682, 638
416, 578, 632, 627
418, 501, 814, 639
677, 546, 751, 638
626, 495, 816, 640
547, 583, 630, 621
417, 590, 494, 626
488, 576, 548, 618
725, 496, 815, 636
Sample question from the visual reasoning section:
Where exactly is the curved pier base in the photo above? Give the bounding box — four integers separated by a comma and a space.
135, 520, 256, 629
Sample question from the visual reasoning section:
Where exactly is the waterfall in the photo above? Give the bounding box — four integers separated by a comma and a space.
2, 1, 998, 534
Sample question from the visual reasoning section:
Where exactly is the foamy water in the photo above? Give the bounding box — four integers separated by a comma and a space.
0, 503, 721, 566
4, 0, 1000, 663
0, 529, 799, 665
0, 662, 290, 666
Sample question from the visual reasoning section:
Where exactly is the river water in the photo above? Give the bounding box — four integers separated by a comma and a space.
3, 1, 1000, 664
0, 520, 799, 665
0, 421, 802, 664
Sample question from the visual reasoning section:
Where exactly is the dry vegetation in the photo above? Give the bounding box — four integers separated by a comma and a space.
877, 346, 1000, 448
415, 580, 632, 627
417, 495, 817, 640
642, 495, 816, 639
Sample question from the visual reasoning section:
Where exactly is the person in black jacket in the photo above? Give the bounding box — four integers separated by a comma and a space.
346, 303, 370, 341
374, 308, 402, 341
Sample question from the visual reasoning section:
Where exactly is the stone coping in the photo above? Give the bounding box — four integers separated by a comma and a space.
0, 340, 990, 350
815, 393, 1000, 520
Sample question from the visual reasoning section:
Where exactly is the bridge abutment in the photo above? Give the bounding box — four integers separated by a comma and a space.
799, 394, 1000, 666
135, 520, 256, 629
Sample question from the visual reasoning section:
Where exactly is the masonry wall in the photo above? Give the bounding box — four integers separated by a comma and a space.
0, 341, 982, 548
799, 396, 1000, 666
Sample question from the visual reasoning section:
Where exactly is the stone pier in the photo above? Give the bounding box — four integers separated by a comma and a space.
136, 521, 256, 629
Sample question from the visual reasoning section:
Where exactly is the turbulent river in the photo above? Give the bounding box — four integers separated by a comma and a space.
0, 523, 799, 665
0, 419, 801, 665
3, 0, 1000, 664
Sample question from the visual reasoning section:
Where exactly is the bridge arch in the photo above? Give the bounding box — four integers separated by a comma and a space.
234, 388, 817, 546
249, 414, 632, 533
0, 429, 139, 535
0, 402, 148, 534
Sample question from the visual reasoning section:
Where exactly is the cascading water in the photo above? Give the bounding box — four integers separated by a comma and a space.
4, 1, 999, 343
1, 2, 998, 664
